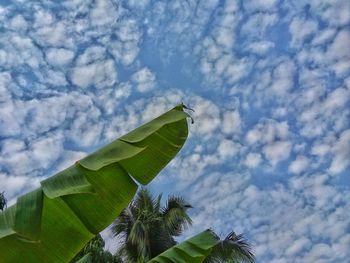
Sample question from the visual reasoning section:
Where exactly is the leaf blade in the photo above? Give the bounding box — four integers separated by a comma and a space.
148, 230, 219, 263
0, 104, 190, 263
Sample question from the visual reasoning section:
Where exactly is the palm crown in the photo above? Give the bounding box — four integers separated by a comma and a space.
112, 188, 193, 262
204, 231, 255, 263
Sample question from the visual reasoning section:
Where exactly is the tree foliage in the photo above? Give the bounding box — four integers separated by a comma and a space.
113, 189, 254, 263
148, 229, 255, 263
0, 192, 6, 211
70, 234, 122, 263
203, 231, 255, 263
112, 188, 192, 262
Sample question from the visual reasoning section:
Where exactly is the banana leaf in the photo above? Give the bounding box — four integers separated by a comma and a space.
0, 104, 190, 263
147, 230, 219, 263
75, 253, 92, 263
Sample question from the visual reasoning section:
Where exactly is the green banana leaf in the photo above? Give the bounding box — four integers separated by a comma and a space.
0, 104, 190, 263
75, 253, 92, 263
147, 230, 219, 263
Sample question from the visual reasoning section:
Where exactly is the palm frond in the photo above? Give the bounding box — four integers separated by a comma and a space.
162, 196, 193, 236
0, 191, 6, 211
204, 231, 255, 263
113, 189, 194, 261
154, 194, 162, 213
128, 220, 147, 246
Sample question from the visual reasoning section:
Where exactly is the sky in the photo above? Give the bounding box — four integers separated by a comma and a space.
0, 0, 349, 262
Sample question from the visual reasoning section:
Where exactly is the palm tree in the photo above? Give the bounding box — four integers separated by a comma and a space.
0, 192, 6, 211
112, 188, 192, 262
204, 231, 255, 263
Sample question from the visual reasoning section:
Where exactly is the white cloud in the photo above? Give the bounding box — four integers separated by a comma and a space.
70, 46, 117, 89
246, 120, 289, 145
327, 30, 350, 61
7, 34, 43, 69
195, 2, 251, 86
33, 21, 71, 47
298, 69, 326, 95
311, 143, 330, 157
244, 153, 262, 168
191, 98, 220, 137
296, 81, 349, 142
263, 141, 292, 166
296, 84, 349, 140
100, 225, 119, 254
126, 0, 150, 9
243, 0, 278, 12
289, 17, 318, 48
55, 150, 87, 172
221, 110, 241, 135
93, 84, 131, 117
0, 133, 63, 178
43, 69, 68, 86
272, 107, 287, 118
33, 8, 54, 27
225, 58, 252, 84
62, 0, 91, 13
46, 48, 75, 67
0, 100, 24, 137
9, 15, 28, 32
76, 46, 106, 65
270, 60, 296, 96
310, 0, 350, 27
329, 129, 350, 174
217, 139, 240, 159
214, 55, 231, 76
332, 60, 350, 76
215, 28, 235, 49
30, 134, 63, 169
286, 237, 311, 256
131, 68, 156, 92
288, 156, 309, 174
323, 87, 349, 113
246, 128, 262, 145
312, 28, 336, 46
187, 171, 350, 262
304, 243, 332, 262
108, 18, 141, 66
90, 0, 119, 27
0, 173, 41, 205
241, 13, 277, 38
247, 41, 275, 55
111, 41, 140, 66
1, 139, 25, 157
24, 96, 70, 134
0, 72, 12, 103
68, 121, 103, 148
64, 97, 103, 148
71, 59, 117, 88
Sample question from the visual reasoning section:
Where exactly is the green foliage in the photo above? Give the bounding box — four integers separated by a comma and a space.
70, 234, 122, 263
0, 192, 6, 211
148, 230, 219, 263
113, 188, 192, 262
74, 254, 92, 263
148, 230, 255, 263
0, 105, 190, 263
203, 231, 255, 263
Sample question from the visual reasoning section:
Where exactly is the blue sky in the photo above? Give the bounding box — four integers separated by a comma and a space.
0, 0, 349, 262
